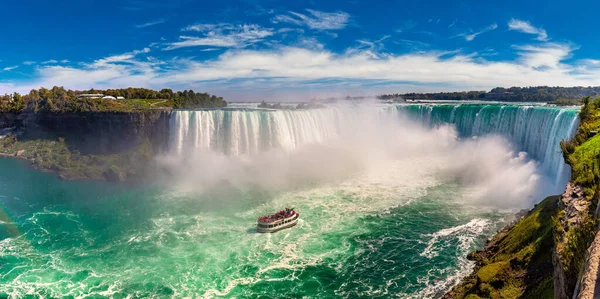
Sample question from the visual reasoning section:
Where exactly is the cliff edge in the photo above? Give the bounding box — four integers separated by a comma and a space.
445, 96, 600, 299
0, 110, 171, 181
556, 96, 600, 299
443, 196, 559, 299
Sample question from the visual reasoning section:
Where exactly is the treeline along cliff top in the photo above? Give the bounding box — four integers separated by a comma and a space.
0, 86, 227, 113
3, 85, 599, 112
379, 86, 600, 102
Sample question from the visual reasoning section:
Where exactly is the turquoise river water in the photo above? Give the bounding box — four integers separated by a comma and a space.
0, 103, 579, 298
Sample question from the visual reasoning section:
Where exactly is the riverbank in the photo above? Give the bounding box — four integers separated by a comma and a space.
0, 137, 155, 181
0, 110, 171, 181
0, 102, 584, 297
443, 196, 559, 299
445, 96, 600, 299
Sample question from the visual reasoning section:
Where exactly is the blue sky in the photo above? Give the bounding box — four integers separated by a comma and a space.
1, 0, 599, 100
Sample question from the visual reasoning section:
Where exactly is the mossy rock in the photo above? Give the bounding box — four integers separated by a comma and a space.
499, 281, 522, 298
477, 261, 509, 283
103, 165, 125, 182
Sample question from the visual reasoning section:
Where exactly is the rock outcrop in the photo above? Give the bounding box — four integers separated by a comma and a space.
554, 249, 571, 299
576, 231, 600, 299
0, 112, 25, 128
444, 196, 559, 299
554, 182, 593, 299
0, 110, 171, 155
558, 183, 588, 229
0, 109, 172, 181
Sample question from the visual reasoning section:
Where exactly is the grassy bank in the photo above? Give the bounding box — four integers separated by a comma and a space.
555, 96, 600, 294
444, 196, 559, 299
561, 97, 600, 197
1, 86, 227, 113
446, 97, 600, 298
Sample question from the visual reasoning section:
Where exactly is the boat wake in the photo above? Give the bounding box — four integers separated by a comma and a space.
0, 104, 578, 298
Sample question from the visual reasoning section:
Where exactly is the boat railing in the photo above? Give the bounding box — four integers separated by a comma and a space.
257, 211, 296, 223
257, 214, 299, 228
257, 212, 298, 225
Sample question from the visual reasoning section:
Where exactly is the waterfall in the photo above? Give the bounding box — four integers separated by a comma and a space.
169, 105, 579, 184
169, 108, 345, 156
395, 104, 579, 185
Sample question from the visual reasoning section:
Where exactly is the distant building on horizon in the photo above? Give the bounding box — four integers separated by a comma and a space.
77, 94, 120, 100
78, 93, 104, 99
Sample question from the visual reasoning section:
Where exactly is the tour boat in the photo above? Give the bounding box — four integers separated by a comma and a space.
257, 208, 299, 233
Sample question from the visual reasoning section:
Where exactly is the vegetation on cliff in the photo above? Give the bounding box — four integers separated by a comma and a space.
0, 108, 171, 181
0, 135, 155, 181
548, 98, 582, 106
0, 86, 226, 113
444, 196, 559, 299
380, 86, 600, 102
446, 97, 600, 299
257, 101, 326, 110
561, 96, 600, 196
554, 96, 600, 296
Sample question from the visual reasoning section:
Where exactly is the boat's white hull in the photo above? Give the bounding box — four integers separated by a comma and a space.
257, 214, 299, 233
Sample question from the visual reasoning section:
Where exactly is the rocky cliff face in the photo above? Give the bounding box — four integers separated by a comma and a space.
0, 110, 172, 155
554, 248, 571, 299
443, 196, 559, 299
554, 182, 593, 299
575, 230, 600, 299
0, 112, 27, 129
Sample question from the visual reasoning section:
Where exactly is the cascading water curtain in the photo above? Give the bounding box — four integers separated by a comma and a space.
170, 105, 579, 186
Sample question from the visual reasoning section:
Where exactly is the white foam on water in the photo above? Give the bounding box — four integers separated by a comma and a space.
0, 104, 579, 298
151, 105, 574, 297
420, 218, 491, 259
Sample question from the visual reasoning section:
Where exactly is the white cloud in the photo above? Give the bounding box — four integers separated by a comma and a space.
395, 39, 430, 50
351, 35, 391, 54
39, 59, 69, 65
508, 19, 548, 41
136, 18, 166, 28
296, 37, 324, 50
278, 28, 304, 34
9, 48, 159, 92
515, 43, 573, 69
481, 48, 499, 57
182, 45, 600, 88
164, 24, 274, 50
456, 23, 498, 41
0, 82, 16, 93
5, 41, 600, 96
272, 9, 350, 30
182, 23, 219, 32
22, 61, 36, 65
147, 44, 596, 91
2, 65, 19, 71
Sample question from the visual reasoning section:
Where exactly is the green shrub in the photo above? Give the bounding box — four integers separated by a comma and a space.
478, 262, 509, 283
449, 196, 559, 298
